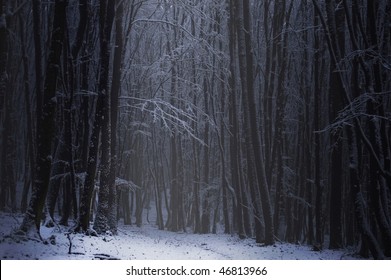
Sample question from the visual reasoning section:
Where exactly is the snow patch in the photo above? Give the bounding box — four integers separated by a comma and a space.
0, 212, 361, 260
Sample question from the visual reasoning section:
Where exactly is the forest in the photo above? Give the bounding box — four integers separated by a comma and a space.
0, 0, 390, 259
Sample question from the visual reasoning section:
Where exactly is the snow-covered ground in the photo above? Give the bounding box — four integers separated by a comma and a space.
0, 212, 360, 260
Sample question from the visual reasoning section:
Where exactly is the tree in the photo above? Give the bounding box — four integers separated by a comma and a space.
313, 0, 391, 257
92, 0, 115, 234
1, 0, 389, 259
0, 0, 17, 212
18, 0, 68, 237
233, 0, 274, 245
107, 0, 125, 234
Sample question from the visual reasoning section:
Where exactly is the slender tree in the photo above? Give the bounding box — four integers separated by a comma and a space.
93, 0, 115, 234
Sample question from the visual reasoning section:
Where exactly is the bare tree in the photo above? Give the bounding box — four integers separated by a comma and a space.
18, 0, 68, 238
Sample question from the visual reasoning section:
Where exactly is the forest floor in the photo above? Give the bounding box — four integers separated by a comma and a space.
0, 212, 361, 260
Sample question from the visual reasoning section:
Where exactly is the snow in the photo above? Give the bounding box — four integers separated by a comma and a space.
0, 212, 360, 260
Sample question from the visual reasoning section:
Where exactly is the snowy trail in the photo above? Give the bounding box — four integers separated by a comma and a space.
0, 212, 358, 260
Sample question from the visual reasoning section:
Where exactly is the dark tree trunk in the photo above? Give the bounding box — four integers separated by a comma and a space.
200, 80, 211, 234
0, 0, 6, 114
31, 0, 43, 117
77, 102, 101, 232
235, 0, 274, 245
107, 0, 124, 234
45, 127, 68, 226
364, 0, 391, 257
19, 0, 67, 237
0, 79, 16, 211
347, 126, 385, 259
313, 10, 324, 249
93, 0, 115, 235
169, 135, 180, 232
76, 0, 114, 233
0, 12, 16, 210
19, 8, 36, 213
227, 1, 248, 238
325, 0, 345, 249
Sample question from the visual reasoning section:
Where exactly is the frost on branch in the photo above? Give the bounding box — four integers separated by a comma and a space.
120, 96, 211, 145
318, 91, 391, 134
115, 177, 140, 192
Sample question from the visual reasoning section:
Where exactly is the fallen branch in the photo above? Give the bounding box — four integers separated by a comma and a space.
66, 232, 85, 255
93, 253, 120, 260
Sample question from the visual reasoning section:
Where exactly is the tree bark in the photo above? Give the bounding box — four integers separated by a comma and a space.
325, 0, 345, 249
93, 0, 115, 234
19, 0, 67, 237
107, 0, 124, 234
77, 0, 114, 233
235, 0, 274, 245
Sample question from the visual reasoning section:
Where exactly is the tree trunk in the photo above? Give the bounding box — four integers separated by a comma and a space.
107, 0, 124, 234
200, 80, 211, 234
0, 0, 6, 114
93, 0, 115, 234
19, 7, 36, 213
325, 0, 345, 249
235, 0, 274, 245
313, 10, 324, 249
347, 125, 384, 259
77, 0, 114, 233
19, 0, 67, 237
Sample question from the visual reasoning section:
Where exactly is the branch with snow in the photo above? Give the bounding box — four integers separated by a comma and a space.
317, 91, 391, 134
115, 177, 140, 192
120, 96, 212, 145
